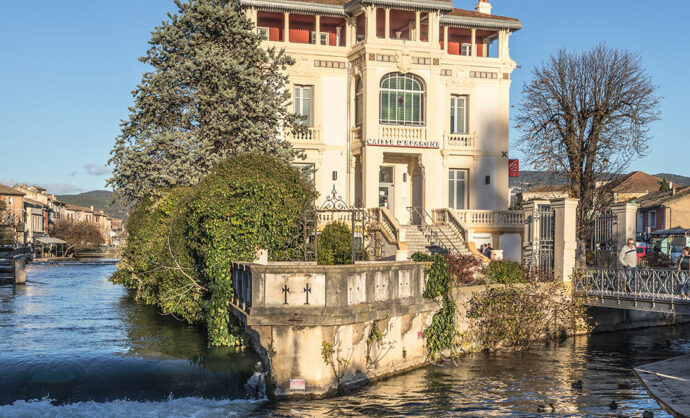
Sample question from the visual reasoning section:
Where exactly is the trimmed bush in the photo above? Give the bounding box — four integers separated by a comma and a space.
483, 260, 526, 284
317, 221, 352, 265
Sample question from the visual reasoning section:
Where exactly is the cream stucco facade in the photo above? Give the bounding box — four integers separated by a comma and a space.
242, 0, 521, 229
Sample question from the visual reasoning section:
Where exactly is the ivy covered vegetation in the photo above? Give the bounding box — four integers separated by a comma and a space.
412, 252, 589, 357
112, 154, 316, 347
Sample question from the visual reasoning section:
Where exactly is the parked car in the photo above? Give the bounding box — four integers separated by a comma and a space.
636, 242, 651, 261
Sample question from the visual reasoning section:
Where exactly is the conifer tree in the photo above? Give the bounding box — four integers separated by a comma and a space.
660, 178, 670, 191
108, 0, 300, 201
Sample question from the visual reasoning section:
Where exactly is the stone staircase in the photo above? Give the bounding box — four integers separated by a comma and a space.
0, 247, 14, 285
402, 224, 470, 256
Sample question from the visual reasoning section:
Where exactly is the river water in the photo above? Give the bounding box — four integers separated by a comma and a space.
1, 263, 688, 417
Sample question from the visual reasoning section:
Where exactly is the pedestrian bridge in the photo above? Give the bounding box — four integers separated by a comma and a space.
575, 268, 690, 315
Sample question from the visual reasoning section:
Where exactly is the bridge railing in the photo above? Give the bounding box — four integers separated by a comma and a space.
575, 268, 688, 301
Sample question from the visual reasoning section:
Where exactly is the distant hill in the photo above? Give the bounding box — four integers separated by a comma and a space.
654, 173, 690, 187
57, 190, 130, 221
510, 170, 690, 190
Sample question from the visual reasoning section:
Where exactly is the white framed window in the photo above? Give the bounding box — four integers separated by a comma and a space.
292, 163, 316, 184
256, 27, 269, 41
648, 211, 656, 228
354, 77, 363, 126
310, 31, 329, 45
448, 169, 468, 210
450, 95, 468, 134
7, 197, 13, 205
460, 43, 472, 56
379, 73, 425, 126
294, 85, 313, 126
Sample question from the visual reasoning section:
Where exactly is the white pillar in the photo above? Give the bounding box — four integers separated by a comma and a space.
471, 28, 476, 57
284, 12, 290, 43
415, 11, 421, 41
443, 26, 448, 52
551, 198, 579, 283
611, 203, 639, 250
315, 15, 321, 44
366, 7, 377, 41
384, 8, 390, 39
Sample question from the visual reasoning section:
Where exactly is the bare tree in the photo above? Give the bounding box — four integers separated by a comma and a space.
50, 219, 105, 256
516, 44, 661, 265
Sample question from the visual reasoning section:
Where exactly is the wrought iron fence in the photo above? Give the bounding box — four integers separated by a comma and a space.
524, 206, 555, 278
575, 268, 689, 301
588, 211, 618, 268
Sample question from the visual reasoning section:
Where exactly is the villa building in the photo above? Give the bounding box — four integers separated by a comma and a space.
241, 0, 523, 255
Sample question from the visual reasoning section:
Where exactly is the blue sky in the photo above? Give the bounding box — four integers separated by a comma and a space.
0, 0, 687, 194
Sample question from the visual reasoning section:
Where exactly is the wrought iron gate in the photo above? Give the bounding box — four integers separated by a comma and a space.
589, 211, 617, 268
525, 205, 555, 276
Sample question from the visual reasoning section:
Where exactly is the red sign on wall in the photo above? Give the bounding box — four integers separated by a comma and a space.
509, 159, 519, 177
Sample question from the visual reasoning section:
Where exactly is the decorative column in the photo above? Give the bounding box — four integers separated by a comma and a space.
611, 202, 639, 251
551, 198, 579, 283
415, 11, 421, 41
471, 28, 476, 57
384, 8, 390, 39
284, 12, 290, 43
315, 15, 321, 44
366, 6, 377, 41
443, 26, 448, 52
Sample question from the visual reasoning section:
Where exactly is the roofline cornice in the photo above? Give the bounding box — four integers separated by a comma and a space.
440, 15, 522, 31
345, 0, 455, 14
240, 0, 346, 16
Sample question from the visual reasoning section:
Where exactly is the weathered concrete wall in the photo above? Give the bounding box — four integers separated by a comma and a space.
231, 261, 439, 399
588, 307, 690, 333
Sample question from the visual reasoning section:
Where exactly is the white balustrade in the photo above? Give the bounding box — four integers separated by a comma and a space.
444, 133, 476, 150
453, 210, 524, 228
379, 126, 427, 141
288, 127, 322, 143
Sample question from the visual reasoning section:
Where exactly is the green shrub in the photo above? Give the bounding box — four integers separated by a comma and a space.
411, 252, 435, 262
112, 153, 317, 347
317, 221, 352, 265
483, 260, 525, 284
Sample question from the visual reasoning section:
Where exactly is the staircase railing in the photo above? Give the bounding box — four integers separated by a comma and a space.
432, 208, 469, 242
369, 207, 400, 245
407, 207, 461, 256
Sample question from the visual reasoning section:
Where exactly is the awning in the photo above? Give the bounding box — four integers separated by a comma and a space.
34, 237, 67, 245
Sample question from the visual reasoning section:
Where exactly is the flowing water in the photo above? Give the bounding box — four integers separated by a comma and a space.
1, 263, 688, 417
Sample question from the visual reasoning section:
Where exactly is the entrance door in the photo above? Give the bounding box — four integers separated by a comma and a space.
379, 166, 395, 217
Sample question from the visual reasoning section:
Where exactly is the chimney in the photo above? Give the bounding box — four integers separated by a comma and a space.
90, 205, 94, 211
672, 187, 677, 196
476, 0, 492, 14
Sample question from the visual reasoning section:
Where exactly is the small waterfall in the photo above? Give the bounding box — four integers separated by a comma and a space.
244, 362, 266, 400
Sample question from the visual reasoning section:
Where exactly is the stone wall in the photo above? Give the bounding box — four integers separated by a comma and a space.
230, 261, 439, 398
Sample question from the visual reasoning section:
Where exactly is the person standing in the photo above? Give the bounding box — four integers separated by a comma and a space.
618, 238, 638, 292
677, 247, 690, 299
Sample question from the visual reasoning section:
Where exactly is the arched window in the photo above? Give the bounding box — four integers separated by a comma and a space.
355, 77, 363, 126
379, 73, 425, 125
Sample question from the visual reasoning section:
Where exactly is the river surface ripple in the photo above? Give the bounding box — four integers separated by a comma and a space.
0, 263, 689, 417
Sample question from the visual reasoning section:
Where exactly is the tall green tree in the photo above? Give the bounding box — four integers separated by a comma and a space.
108, 0, 301, 201
659, 178, 670, 191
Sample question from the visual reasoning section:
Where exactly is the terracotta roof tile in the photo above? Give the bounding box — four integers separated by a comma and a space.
448, 8, 520, 22
635, 186, 690, 209
0, 183, 25, 196
602, 171, 663, 193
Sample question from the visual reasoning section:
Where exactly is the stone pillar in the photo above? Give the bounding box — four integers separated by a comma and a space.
284, 12, 290, 42
14, 258, 25, 285
443, 26, 449, 52
365, 6, 377, 41
396, 228, 408, 261
471, 28, 477, 57
611, 202, 639, 250
315, 15, 321, 44
254, 248, 268, 265
551, 198, 578, 283
384, 8, 390, 39
415, 11, 421, 41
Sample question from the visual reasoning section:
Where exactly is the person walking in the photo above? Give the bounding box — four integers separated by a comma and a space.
677, 247, 690, 299
618, 238, 638, 293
